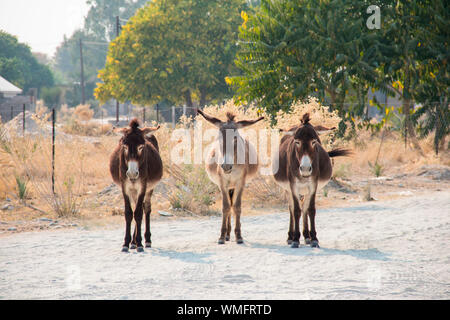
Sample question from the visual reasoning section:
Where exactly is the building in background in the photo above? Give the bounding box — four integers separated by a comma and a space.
0, 75, 32, 122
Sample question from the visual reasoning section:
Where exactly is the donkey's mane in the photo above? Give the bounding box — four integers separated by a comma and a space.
301, 113, 311, 125
129, 118, 141, 131
226, 112, 236, 122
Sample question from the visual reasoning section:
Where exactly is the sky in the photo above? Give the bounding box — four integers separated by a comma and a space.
0, 0, 90, 58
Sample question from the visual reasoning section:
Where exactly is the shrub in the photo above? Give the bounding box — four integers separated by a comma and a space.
61, 104, 112, 136
165, 164, 217, 215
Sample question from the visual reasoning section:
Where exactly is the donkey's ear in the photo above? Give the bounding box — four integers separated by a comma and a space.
113, 127, 128, 135
142, 125, 160, 135
280, 129, 295, 136
197, 108, 222, 127
236, 116, 264, 129
314, 125, 336, 135
280, 125, 297, 135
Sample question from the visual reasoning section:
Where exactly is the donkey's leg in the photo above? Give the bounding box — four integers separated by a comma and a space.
122, 194, 133, 252
232, 185, 245, 244
144, 191, 153, 248
218, 187, 232, 244
287, 191, 294, 244
133, 193, 146, 252
226, 189, 234, 241
226, 214, 231, 241
301, 194, 311, 245
306, 193, 319, 248
130, 227, 137, 250
289, 184, 302, 248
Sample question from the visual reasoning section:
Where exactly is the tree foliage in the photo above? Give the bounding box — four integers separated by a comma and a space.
229, 0, 381, 117
0, 30, 54, 93
52, 0, 148, 106
95, 0, 248, 114
229, 0, 448, 150
411, 0, 449, 154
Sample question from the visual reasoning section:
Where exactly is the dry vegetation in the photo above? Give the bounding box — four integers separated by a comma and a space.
0, 99, 448, 231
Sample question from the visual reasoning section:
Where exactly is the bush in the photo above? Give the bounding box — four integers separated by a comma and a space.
61, 104, 112, 136
165, 164, 217, 215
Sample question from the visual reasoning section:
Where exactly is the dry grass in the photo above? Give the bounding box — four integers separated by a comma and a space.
60, 104, 113, 136
0, 99, 448, 222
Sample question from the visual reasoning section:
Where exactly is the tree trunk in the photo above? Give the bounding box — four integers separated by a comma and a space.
183, 89, 195, 118
403, 99, 423, 155
199, 87, 208, 108
402, 59, 423, 155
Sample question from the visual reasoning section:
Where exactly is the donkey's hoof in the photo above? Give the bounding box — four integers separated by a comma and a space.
225, 236, 230, 241
291, 241, 299, 248
218, 238, 225, 245
311, 240, 320, 248
145, 242, 152, 248
137, 247, 144, 253
130, 244, 137, 250
121, 246, 129, 253
304, 238, 311, 245
236, 238, 244, 244
287, 239, 293, 245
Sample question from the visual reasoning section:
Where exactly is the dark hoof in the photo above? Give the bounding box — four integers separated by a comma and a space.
121, 246, 129, 253
130, 244, 137, 250
236, 238, 244, 244
225, 235, 230, 241
145, 242, 152, 248
218, 238, 225, 245
311, 240, 320, 248
137, 247, 144, 253
304, 238, 311, 245
291, 241, 299, 248
287, 239, 293, 245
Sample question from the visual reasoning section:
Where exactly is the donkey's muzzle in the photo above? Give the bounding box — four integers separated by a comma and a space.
127, 161, 139, 180
299, 155, 312, 177
221, 164, 233, 174
300, 165, 312, 177
126, 170, 139, 180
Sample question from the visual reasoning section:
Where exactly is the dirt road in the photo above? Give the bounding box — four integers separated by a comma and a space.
0, 191, 448, 299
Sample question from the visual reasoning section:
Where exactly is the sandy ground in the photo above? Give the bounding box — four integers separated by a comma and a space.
0, 190, 448, 300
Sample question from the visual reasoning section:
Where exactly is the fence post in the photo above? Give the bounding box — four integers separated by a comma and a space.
172, 106, 175, 128
52, 108, 56, 195
23, 104, 26, 135
10, 106, 13, 121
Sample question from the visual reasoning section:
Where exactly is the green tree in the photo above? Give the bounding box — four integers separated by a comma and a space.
53, 30, 109, 105
375, 0, 435, 152
52, 0, 148, 106
412, 0, 449, 154
95, 0, 247, 116
0, 31, 54, 93
84, 0, 148, 42
229, 0, 381, 122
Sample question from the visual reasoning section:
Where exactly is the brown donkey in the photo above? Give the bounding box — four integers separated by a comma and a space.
110, 119, 163, 252
197, 109, 264, 244
273, 113, 351, 248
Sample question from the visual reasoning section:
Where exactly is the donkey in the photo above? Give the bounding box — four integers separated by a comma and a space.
197, 109, 264, 244
273, 113, 351, 248
110, 118, 163, 252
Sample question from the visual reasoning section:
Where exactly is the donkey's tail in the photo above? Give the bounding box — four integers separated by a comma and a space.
328, 148, 352, 158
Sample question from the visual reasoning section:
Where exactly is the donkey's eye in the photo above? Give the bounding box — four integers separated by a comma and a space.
138, 145, 144, 153
295, 140, 301, 146
123, 145, 129, 153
